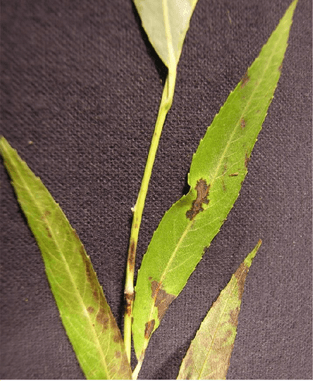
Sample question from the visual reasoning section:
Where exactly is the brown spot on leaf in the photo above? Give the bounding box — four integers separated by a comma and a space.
279, 64, 283, 71
115, 351, 121, 358
72, 229, 80, 241
240, 71, 250, 88
186, 179, 210, 220
93, 290, 99, 300
240, 118, 246, 129
234, 262, 249, 299
87, 306, 94, 314
96, 308, 109, 331
144, 319, 155, 339
229, 307, 240, 326
245, 152, 251, 168
113, 334, 121, 343
41, 211, 52, 238
229, 172, 239, 177
151, 281, 176, 321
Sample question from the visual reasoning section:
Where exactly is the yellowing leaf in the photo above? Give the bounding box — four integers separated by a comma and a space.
177, 240, 262, 380
132, 0, 298, 362
134, 0, 198, 69
0, 137, 132, 380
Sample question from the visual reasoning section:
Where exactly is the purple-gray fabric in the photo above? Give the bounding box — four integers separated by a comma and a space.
1, 0, 312, 379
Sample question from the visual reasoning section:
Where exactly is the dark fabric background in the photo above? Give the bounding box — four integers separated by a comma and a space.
0, 0, 312, 379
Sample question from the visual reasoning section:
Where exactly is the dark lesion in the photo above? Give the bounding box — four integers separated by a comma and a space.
151, 280, 176, 321
240, 71, 250, 88
144, 319, 156, 339
186, 179, 210, 220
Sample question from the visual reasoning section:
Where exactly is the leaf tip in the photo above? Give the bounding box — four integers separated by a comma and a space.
244, 239, 262, 268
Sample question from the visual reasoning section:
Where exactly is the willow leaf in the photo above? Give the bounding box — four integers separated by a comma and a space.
132, 0, 298, 361
0, 137, 132, 380
133, 0, 198, 69
177, 240, 262, 380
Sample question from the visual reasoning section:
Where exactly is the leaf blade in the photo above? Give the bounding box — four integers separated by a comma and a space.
177, 240, 262, 380
0, 137, 132, 380
134, 0, 198, 68
132, 0, 298, 360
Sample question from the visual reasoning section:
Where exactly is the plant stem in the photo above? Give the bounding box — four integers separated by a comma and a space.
132, 356, 143, 380
124, 68, 176, 364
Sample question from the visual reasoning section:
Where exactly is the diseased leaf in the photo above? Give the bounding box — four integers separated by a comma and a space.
0, 137, 132, 380
134, 0, 198, 69
132, 0, 298, 361
177, 240, 262, 380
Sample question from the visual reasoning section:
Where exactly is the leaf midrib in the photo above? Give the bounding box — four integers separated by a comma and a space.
162, 0, 176, 70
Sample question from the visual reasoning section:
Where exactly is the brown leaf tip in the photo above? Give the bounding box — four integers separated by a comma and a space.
234, 262, 249, 299
186, 179, 210, 220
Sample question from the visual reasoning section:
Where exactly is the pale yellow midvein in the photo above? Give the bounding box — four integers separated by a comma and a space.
4, 149, 111, 378
162, 0, 176, 71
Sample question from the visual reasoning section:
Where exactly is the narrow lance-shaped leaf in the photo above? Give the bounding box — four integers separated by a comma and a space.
132, 0, 298, 361
0, 137, 132, 380
134, 0, 198, 69
177, 240, 262, 380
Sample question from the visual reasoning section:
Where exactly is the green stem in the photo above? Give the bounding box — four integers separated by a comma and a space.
124, 68, 176, 364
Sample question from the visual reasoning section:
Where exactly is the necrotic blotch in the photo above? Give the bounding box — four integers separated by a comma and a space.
144, 319, 155, 339
151, 281, 176, 321
186, 179, 210, 220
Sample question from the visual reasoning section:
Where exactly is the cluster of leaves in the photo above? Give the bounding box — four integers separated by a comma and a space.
0, 0, 298, 379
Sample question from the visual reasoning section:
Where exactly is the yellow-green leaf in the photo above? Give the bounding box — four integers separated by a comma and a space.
132, 0, 298, 362
133, 0, 198, 69
177, 240, 262, 380
0, 137, 132, 380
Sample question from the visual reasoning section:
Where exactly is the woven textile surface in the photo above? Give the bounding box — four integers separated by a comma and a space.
1, 0, 312, 379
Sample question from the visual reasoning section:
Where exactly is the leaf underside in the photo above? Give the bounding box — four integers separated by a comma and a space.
0, 137, 132, 380
132, 0, 298, 360
134, 0, 198, 69
177, 240, 262, 380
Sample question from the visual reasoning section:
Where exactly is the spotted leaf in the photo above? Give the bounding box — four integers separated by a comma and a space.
0, 137, 132, 380
177, 240, 262, 379
132, 0, 298, 361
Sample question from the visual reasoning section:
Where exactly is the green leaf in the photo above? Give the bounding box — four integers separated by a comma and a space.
0, 137, 132, 380
132, 0, 298, 361
133, 0, 198, 69
177, 240, 262, 380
